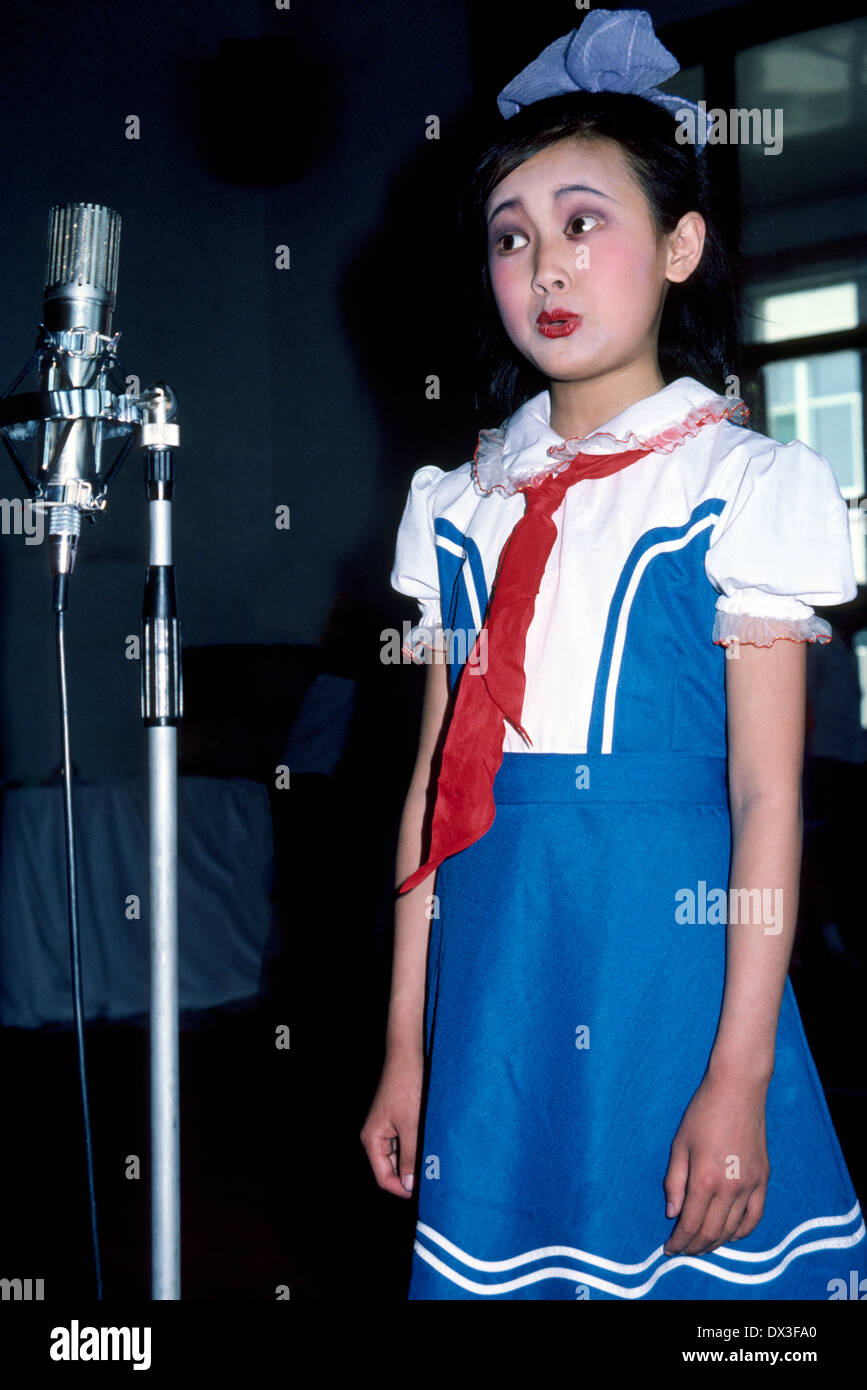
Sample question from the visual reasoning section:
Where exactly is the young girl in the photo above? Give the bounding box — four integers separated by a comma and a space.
360, 10, 865, 1299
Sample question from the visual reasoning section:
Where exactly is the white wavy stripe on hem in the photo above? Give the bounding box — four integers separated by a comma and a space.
413, 1220, 866, 1298
417, 1201, 862, 1275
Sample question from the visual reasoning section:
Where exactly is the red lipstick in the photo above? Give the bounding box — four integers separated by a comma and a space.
536, 308, 582, 338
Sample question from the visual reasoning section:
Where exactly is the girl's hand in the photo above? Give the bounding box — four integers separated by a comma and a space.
360, 1050, 424, 1199
662, 1070, 770, 1256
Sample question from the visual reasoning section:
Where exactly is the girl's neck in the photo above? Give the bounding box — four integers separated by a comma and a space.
548, 361, 667, 443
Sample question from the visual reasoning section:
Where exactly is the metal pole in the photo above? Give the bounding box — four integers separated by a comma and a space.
149, 722, 179, 1298
141, 390, 182, 1299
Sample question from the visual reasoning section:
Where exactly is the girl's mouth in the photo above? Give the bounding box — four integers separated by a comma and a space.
537, 315, 582, 338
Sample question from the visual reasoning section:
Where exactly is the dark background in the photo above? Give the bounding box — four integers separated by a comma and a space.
0, 0, 863, 1311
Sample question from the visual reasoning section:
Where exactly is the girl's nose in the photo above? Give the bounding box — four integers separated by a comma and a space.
531, 243, 572, 295
533, 272, 567, 293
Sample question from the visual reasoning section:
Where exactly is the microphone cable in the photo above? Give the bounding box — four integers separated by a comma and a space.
55, 587, 104, 1301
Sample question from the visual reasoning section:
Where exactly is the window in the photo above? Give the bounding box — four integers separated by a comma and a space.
733, 19, 867, 585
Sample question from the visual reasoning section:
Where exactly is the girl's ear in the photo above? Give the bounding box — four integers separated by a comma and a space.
664, 211, 706, 285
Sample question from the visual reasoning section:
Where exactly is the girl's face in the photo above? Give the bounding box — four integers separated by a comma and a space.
484, 137, 703, 388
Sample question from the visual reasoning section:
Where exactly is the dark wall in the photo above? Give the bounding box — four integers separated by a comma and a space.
0, 0, 474, 782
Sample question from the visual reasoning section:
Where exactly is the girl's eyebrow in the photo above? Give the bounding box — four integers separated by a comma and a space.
486, 184, 620, 227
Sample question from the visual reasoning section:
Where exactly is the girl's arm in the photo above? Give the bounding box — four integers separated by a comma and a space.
360, 654, 451, 1197
663, 637, 806, 1255
386, 653, 451, 1060
709, 637, 807, 1082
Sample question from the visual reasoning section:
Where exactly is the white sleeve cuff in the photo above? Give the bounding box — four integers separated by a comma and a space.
712, 591, 832, 647
401, 598, 447, 662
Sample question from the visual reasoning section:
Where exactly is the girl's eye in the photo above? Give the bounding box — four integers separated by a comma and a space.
567, 214, 600, 235
495, 230, 529, 253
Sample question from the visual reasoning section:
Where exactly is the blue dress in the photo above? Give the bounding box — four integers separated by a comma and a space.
390, 378, 865, 1300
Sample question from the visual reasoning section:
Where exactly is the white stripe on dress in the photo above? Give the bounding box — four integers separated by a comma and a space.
417, 1200, 862, 1276
435, 534, 484, 634
414, 1212, 865, 1297
602, 513, 721, 753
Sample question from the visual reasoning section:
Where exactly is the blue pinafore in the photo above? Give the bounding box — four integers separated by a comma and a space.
407, 487, 865, 1300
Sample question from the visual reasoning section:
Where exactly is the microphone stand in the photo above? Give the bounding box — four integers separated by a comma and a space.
140, 386, 182, 1301
0, 263, 183, 1300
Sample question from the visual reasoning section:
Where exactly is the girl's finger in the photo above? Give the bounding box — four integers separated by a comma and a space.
675, 1190, 732, 1256
730, 1182, 767, 1241
719, 1192, 751, 1246
398, 1136, 417, 1192
363, 1128, 414, 1197
664, 1168, 714, 1255
663, 1143, 689, 1220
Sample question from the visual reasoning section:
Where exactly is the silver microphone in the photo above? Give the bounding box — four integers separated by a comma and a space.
38, 202, 121, 577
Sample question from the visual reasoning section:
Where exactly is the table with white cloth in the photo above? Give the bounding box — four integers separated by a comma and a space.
0, 777, 275, 1028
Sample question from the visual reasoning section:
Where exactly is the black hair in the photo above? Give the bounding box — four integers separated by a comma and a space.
457, 91, 746, 423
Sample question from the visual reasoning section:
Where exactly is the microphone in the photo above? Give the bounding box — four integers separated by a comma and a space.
38, 202, 121, 581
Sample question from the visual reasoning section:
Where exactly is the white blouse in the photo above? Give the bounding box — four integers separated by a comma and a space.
390, 376, 856, 755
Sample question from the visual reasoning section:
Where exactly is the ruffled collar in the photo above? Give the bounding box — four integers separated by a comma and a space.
472, 377, 750, 497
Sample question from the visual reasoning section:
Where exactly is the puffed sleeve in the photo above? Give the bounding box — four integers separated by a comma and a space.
705, 438, 857, 647
390, 464, 448, 661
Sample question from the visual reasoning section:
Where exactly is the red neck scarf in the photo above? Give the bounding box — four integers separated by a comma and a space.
397, 444, 652, 896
